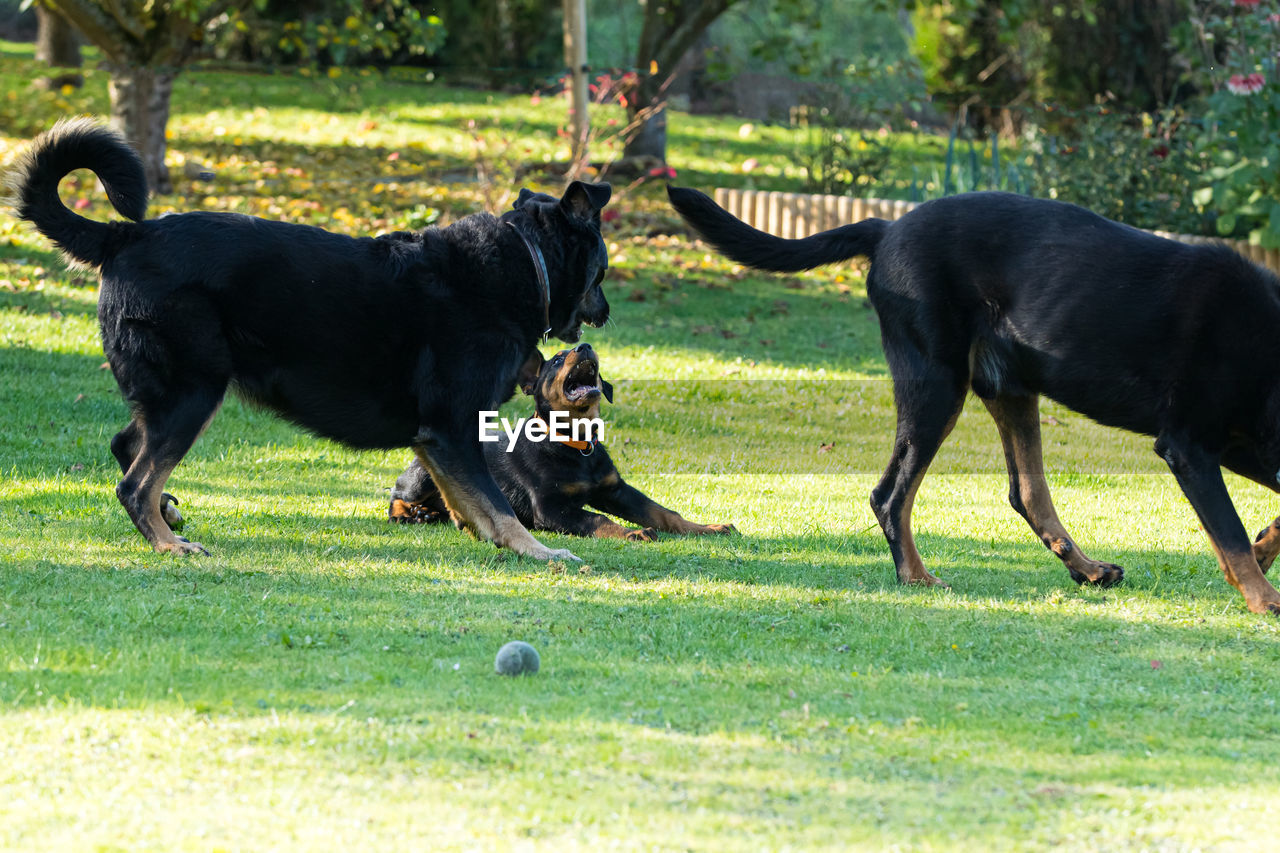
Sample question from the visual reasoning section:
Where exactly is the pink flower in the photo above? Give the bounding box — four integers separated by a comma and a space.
530, 93, 541, 106
645, 165, 677, 179
1227, 72, 1265, 94
601, 208, 620, 223
1234, 0, 1261, 7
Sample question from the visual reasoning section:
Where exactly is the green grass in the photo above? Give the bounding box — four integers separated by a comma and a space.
3, 42, 1280, 851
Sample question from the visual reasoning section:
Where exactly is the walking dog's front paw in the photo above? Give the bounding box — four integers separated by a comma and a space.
539, 546, 582, 562
156, 537, 208, 556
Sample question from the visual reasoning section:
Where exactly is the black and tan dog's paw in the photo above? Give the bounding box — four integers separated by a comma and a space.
705, 523, 738, 535
160, 492, 184, 531
388, 499, 445, 524
624, 527, 659, 542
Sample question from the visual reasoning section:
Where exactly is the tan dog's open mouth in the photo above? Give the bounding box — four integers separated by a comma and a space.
564, 359, 600, 402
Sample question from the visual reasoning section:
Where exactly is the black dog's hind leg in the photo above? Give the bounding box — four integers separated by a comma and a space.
115, 388, 223, 555
413, 428, 580, 562
984, 394, 1124, 587
869, 359, 967, 587
111, 418, 183, 531
1157, 433, 1280, 615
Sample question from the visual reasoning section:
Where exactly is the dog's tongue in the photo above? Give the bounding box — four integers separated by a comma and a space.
567, 383, 596, 401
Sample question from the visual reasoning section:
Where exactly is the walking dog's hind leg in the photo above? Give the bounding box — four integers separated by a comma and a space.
111, 417, 183, 530
983, 394, 1124, 587
116, 388, 223, 555
869, 360, 967, 587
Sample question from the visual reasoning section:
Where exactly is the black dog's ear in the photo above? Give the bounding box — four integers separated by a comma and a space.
600, 377, 613, 404
516, 349, 545, 395
561, 181, 612, 219
512, 188, 537, 209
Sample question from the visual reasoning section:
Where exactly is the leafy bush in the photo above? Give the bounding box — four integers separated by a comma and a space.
793, 58, 924, 196
1024, 107, 1211, 235
1178, 0, 1280, 246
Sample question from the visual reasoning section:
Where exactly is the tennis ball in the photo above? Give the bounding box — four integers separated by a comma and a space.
494, 640, 540, 676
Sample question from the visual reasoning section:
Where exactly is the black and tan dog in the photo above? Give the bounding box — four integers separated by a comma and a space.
669, 184, 1280, 615
8, 117, 612, 562
389, 343, 736, 541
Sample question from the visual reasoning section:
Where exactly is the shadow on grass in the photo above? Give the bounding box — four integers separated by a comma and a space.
0, 538, 1272, 796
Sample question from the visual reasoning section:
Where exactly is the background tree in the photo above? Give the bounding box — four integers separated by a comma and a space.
33, 2, 82, 90
622, 0, 740, 163
207, 1, 445, 71
38, 1, 443, 195
39, 0, 247, 194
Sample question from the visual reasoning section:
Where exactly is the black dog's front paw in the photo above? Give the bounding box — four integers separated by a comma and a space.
625, 527, 659, 542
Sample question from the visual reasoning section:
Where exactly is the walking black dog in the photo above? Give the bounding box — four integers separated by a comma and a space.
389, 343, 737, 541
669, 185, 1280, 615
8, 117, 612, 562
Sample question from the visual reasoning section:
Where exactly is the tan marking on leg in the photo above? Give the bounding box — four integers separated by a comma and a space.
414, 449, 577, 561
984, 396, 1122, 586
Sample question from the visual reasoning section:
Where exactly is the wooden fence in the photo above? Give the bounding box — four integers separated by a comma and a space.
710, 187, 1280, 277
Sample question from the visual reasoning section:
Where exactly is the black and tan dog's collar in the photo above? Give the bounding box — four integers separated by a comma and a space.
532, 411, 597, 455
506, 220, 552, 340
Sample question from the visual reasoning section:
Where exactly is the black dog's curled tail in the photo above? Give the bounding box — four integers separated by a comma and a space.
667, 185, 888, 273
5, 117, 147, 269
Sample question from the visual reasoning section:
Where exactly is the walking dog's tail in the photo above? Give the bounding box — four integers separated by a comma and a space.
5, 117, 147, 269
667, 185, 888, 273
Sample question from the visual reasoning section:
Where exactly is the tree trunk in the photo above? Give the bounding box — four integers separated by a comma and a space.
34, 4, 83, 89
108, 66, 176, 195
622, 77, 668, 162
623, 0, 736, 165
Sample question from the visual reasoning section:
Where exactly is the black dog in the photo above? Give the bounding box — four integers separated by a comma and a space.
669, 185, 1280, 615
389, 343, 736, 541
8, 117, 612, 562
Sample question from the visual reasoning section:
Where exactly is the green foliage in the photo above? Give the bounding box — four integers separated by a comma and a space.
920, 0, 1189, 117
1179, 0, 1280, 247
427, 0, 562, 88
211, 1, 446, 67
1024, 107, 1210, 234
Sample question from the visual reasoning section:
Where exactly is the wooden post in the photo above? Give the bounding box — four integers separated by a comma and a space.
562, 0, 590, 164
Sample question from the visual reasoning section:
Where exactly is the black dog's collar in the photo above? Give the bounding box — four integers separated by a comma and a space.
506, 221, 552, 341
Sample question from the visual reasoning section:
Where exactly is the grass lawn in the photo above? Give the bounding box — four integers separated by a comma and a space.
2, 43, 1280, 851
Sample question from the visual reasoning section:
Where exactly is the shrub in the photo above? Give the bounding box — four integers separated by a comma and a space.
1180, 0, 1280, 246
